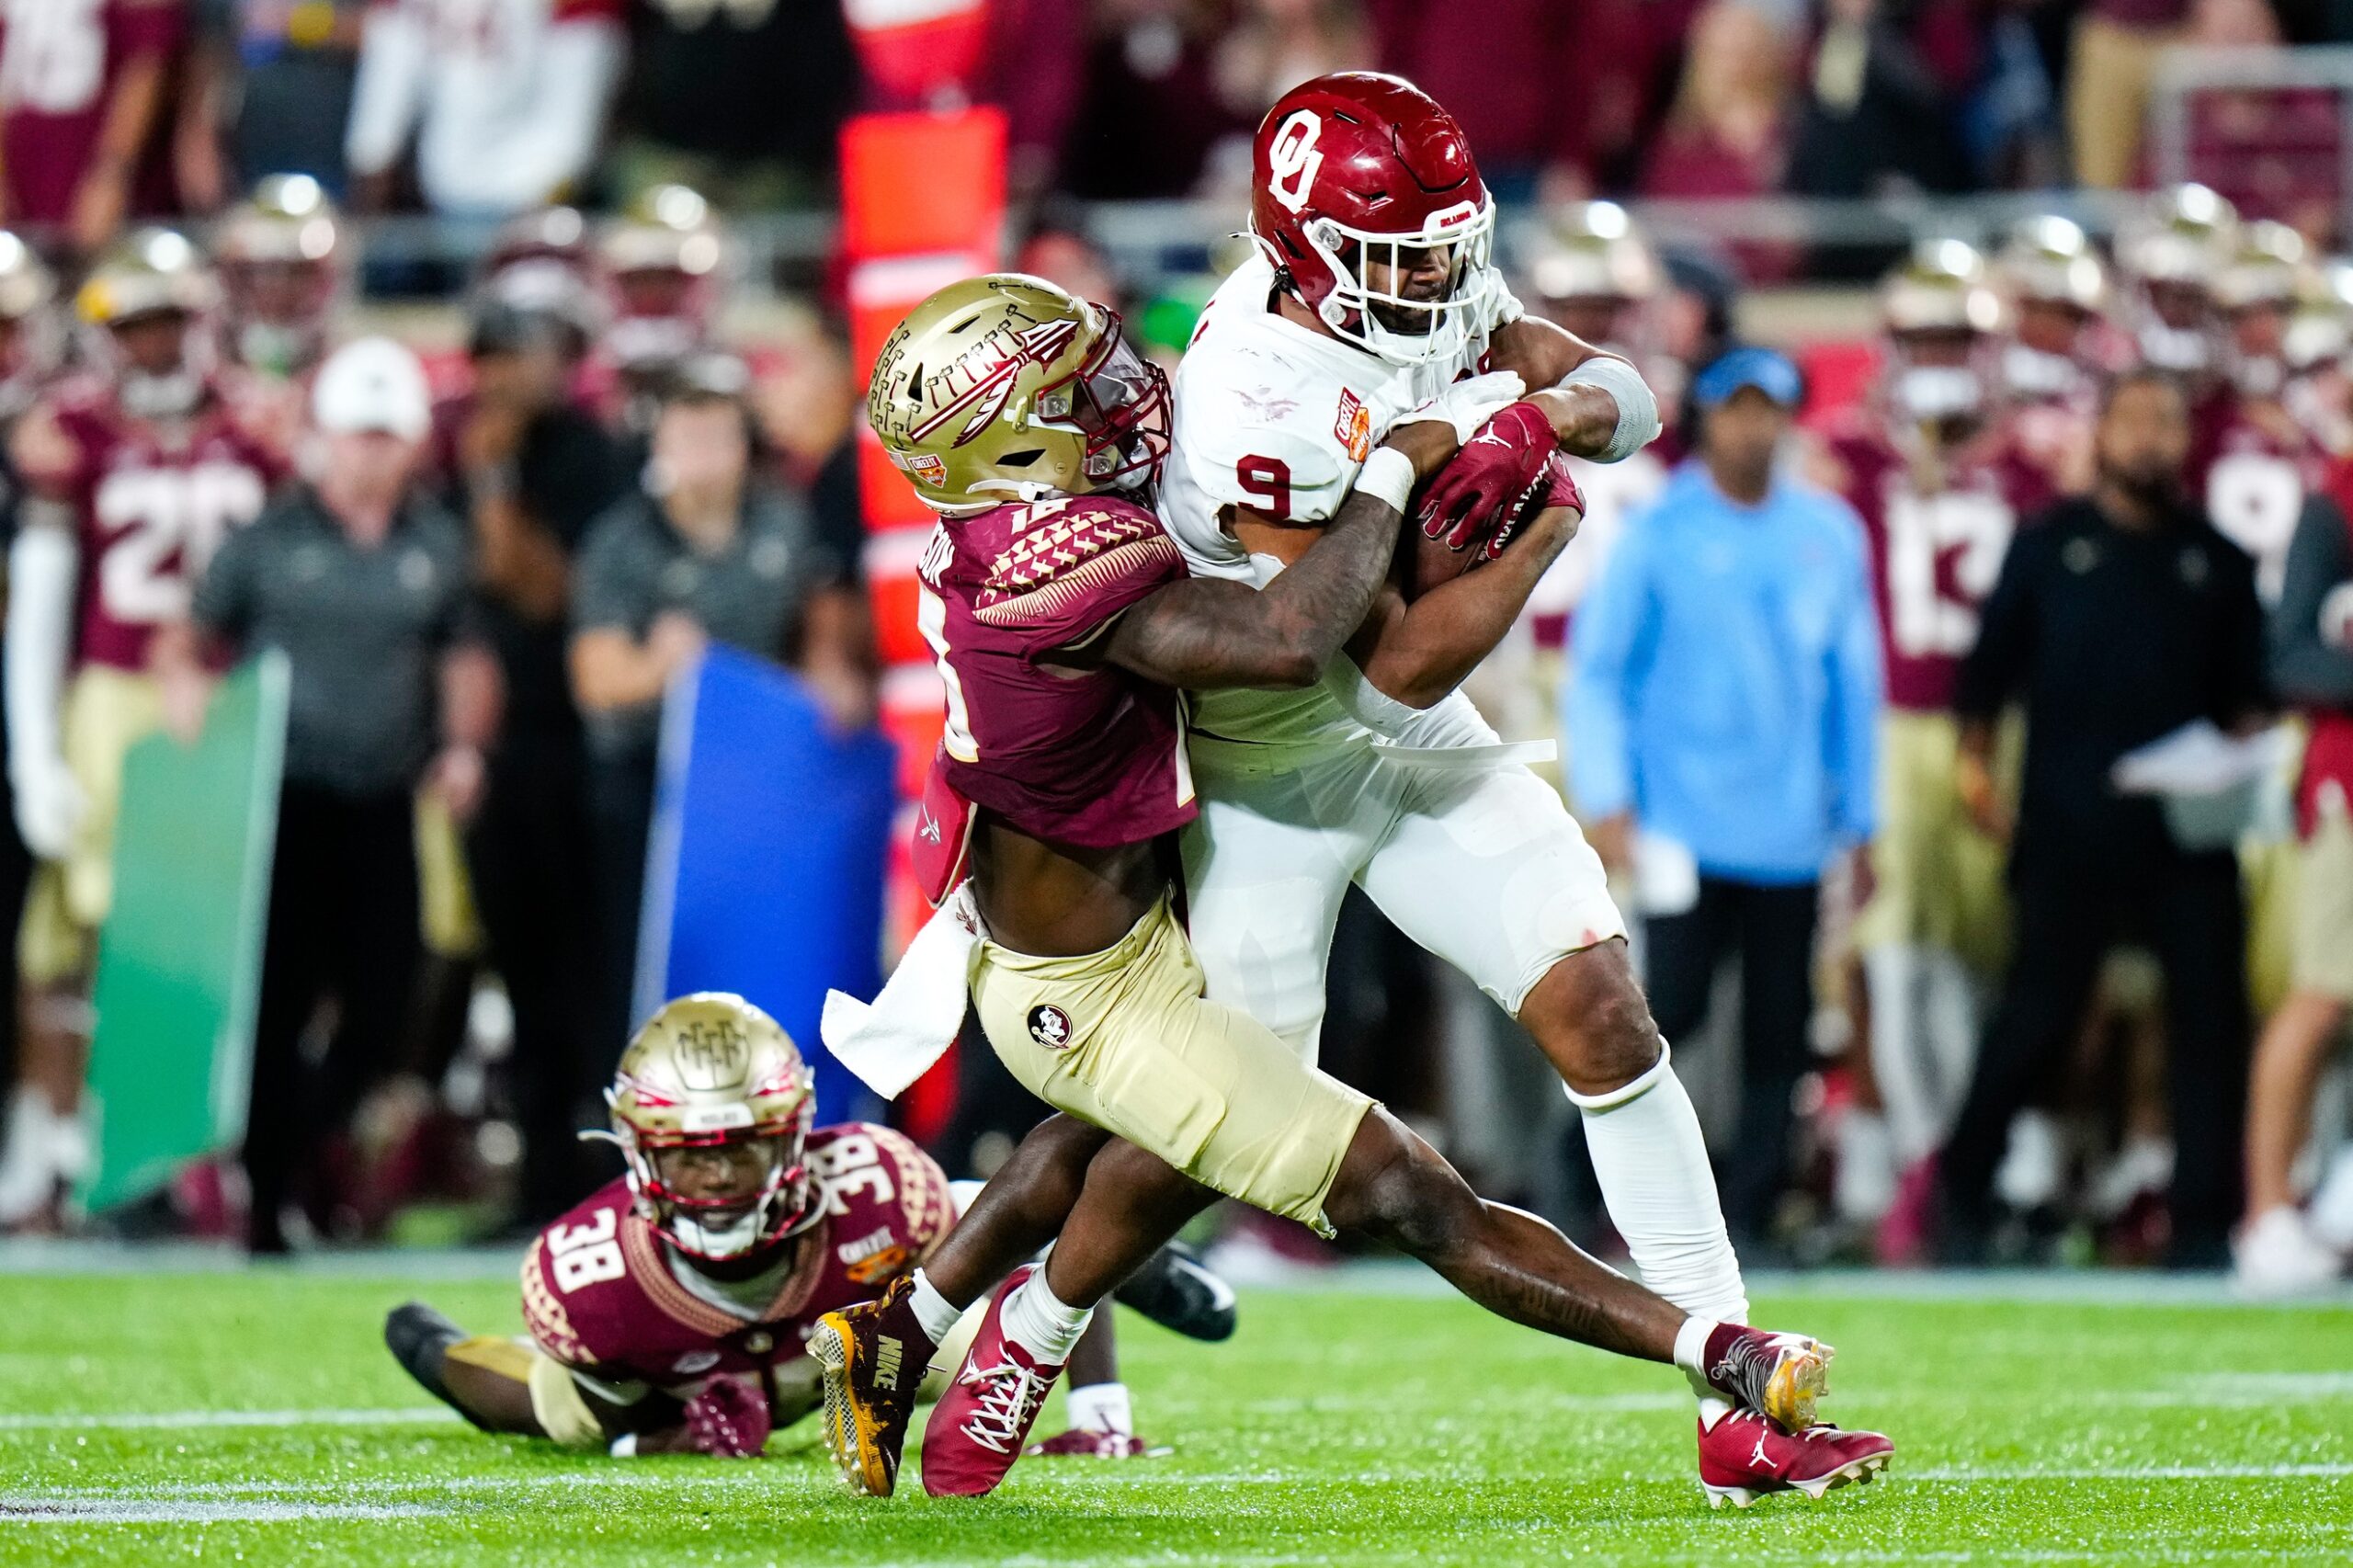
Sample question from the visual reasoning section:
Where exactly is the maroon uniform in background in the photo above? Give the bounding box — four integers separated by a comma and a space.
21, 376, 279, 672
522, 1124, 955, 1416
0, 0, 183, 224
916, 493, 1194, 849
2188, 391, 2325, 603
1826, 415, 2053, 713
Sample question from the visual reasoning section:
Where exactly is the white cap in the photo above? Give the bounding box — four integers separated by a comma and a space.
312, 335, 431, 441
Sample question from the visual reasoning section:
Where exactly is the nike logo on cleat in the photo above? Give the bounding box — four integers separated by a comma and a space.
873, 1336, 904, 1392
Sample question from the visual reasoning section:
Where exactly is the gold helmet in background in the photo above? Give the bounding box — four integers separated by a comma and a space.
1879, 238, 2004, 335
76, 226, 219, 326
1993, 214, 2108, 317
2212, 219, 2309, 313
2115, 182, 2241, 286
1528, 200, 1661, 308
868, 272, 1169, 515
602, 993, 818, 1260
214, 174, 345, 377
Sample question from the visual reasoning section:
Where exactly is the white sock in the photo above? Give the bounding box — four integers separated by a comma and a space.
1670, 1317, 1735, 1430
998, 1268, 1091, 1365
1920, 949, 1984, 1133
1569, 1043, 1749, 1325
0, 1089, 52, 1221
1835, 1108, 1896, 1224
1064, 1381, 1132, 1436
1863, 944, 1941, 1165
907, 1269, 965, 1345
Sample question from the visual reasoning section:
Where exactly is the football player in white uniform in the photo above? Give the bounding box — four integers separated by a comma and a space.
1157, 73, 1859, 1499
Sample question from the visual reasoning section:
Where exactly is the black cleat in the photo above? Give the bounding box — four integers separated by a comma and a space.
1114, 1240, 1238, 1342
384, 1301, 495, 1430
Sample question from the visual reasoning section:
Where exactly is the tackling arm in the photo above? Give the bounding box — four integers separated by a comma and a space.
1100, 422, 1459, 689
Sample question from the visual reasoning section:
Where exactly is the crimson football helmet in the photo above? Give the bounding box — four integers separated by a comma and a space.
1250, 72, 1498, 366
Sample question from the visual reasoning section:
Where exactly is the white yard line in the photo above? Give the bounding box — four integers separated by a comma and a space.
0, 1499, 447, 1523
0, 1407, 457, 1431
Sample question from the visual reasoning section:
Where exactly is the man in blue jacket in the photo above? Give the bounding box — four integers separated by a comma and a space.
1567, 347, 1883, 1251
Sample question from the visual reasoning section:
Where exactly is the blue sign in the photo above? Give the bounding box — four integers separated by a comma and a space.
638, 648, 898, 1125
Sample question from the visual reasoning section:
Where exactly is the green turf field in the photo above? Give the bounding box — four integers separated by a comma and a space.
2, 1264, 2348, 1565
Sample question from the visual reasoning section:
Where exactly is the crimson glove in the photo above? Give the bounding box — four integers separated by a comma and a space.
1417, 400, 1559, 554
681, 1377, 772, 1459
1479, 449, 1588, 562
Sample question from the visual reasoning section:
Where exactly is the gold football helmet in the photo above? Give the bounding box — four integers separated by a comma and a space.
214, 174, 344, 377
600, 993, 818, 1260
2213, 220, 2308, 313
868, 273, 1169, 515
76, 227, 219, 326
1880, 239, 2003, 336
1993, 215, 2108, 316
2116, 183, 2240, 288
1528, 200, 1661, 306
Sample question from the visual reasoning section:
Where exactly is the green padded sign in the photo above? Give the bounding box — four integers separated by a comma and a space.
80, 653, 288, 1212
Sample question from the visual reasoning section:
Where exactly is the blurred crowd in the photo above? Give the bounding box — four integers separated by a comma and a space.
6, 0, 2353, 264
0, 1, 2347, 1297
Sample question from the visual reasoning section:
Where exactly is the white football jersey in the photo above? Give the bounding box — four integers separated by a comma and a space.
1158, 251, 1522, 749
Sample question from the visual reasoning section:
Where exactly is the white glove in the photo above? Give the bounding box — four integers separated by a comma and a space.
2322, 581, 2353, 651
1391, 371, 1528, 446
11, 749, 83, 862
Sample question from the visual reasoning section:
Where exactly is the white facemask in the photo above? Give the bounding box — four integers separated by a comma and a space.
2138, 320, 2214, 374
1891, 365, 1984, 425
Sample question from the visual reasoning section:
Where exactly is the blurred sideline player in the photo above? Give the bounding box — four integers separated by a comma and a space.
0, 231, 280, 1228
815, 274, 1888, 1505
0, 233, 63, 1220
215, 174, 346, 386
2114, 183, 2239, 390
1989, 215, 2109, 495
2195, 220, 2326, 606
387, 994, 1230, 1459
1815, 242, 2053, 1256
1147, 74, 1833, 1495
597, 184, 728, 434
1490, 202, 1672, 745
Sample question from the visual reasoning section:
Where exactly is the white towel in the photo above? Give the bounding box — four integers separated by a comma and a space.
822, 883, 984, 1100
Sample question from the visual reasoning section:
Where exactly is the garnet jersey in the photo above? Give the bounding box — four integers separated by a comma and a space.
915, 493, 1195, 848
2188, 392, 2325, 604
1825, 416, 2055, 713
0, 0, 182, 224
23, 378, 281, 674
521, 1123, 954, 1412
1158, 248, 1522, 750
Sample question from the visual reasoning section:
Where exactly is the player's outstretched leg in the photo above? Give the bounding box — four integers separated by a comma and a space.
384, 1301, 545, 1435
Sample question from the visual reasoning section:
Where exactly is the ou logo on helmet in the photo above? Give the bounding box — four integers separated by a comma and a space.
1267, 110, 1324, 214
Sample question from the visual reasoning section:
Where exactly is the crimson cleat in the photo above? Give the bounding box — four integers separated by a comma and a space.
1699, 1323, 1835, 1429
808, 1276, 937, 1497
920, 1264, 1064, 1497
1026, 1427, 1172, 1460
1698, 1410, 1894, 1508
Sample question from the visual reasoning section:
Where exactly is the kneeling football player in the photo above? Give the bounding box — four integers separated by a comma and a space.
385, 993, 1233, 1458
811, 274, 1894, 1504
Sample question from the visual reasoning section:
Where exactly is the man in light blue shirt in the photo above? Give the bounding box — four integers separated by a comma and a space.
1565, 347, 1883, 1248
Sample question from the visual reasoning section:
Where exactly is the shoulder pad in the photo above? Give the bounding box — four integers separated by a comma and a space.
971, 495, 1184, 631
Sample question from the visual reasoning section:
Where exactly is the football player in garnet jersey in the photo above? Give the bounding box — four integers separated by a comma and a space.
2195, 221, 2329, 604
1816, 242, 2057, 1257
1129, 71, 1882, 1504
597, 185, 728, 429
1988, 214, 2109, 495
214, 174, 346, 384
387, 994, 1231, 1459
0, 229, 281, 1230
810, 273, 1889, 1506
